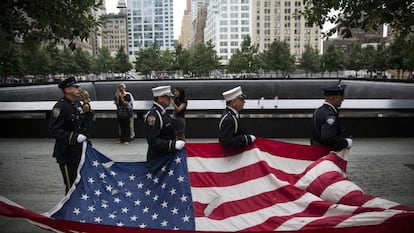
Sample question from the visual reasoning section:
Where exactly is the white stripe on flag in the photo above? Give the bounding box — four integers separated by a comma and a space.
320, 180, 363, 203
195, 192, 323, 231
191, 174, 289, 204
188, 149, 313, 174
362, 197, 401, 209
335, 210, 403, 228
295, 160, 346, 189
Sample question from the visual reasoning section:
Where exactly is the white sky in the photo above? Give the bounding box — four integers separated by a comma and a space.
105, 0, 186, 39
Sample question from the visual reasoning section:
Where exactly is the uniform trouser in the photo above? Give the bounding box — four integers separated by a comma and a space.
130, 116, 135, 139
59, 163, 79, 194
175, 117, 186, 140
118, 117, 131, 142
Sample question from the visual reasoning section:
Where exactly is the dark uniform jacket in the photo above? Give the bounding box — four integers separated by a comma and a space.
311, 102, 348, 151
144, 102, 177, 161
219, 107, 253, 149
48, 97, 85, 164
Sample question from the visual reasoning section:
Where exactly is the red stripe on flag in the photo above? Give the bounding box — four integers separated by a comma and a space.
189, 161, 299, 188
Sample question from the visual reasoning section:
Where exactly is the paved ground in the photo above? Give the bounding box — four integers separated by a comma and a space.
1, 137, 413, 232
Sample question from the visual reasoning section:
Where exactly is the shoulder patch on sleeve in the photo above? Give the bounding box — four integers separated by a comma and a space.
146, 115, 156, 126
326, 116, 336, 126
52, 108, 61, 118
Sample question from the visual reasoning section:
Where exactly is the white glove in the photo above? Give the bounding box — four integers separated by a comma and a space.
346, 138, 353, 148
250, 135, 256, 142
175, 140, 185, 150
77, 134, 87, 143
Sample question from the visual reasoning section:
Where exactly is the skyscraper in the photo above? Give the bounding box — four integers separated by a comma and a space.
204, 0, 251, 65
252, 0, 320, 62
204, 0, 321, 65
178, 0, 193, 48
127, 0, 175, 61
102, 0, 128, 57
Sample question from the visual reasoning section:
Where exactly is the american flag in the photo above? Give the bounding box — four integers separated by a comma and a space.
48, 144, 195, 231
186, 138, 414, 231
1, 138, 413, 233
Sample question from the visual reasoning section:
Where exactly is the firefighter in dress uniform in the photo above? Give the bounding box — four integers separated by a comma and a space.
143, 86, 185, 161
311, 84, 352, 151
219, 86, 256, 149
48, 77, 88, 194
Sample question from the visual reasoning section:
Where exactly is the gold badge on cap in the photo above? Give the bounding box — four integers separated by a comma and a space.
146, 115, 156, 126
52, 108, 61, 118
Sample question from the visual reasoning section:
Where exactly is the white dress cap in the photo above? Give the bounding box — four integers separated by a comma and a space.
222, 86, 247, 101
152, 86, 174, 97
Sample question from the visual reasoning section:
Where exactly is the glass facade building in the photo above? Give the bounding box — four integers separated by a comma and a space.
127, 0, 175, 61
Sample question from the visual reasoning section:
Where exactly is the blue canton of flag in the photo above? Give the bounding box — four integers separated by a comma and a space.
49, 145, 195, 231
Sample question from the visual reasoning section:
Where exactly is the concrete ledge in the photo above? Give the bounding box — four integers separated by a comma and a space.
1, 79, 414, 102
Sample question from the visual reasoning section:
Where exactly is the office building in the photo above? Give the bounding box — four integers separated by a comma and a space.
102, 1, 128, 56
178, 0, 193, 48
126, 0, 175, 61
204, 0, 321, 65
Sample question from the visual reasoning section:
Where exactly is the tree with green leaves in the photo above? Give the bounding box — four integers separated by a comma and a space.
134, 43, 162, 78
174, 44, 191, 76
113, 46, 132, 75
59, 47, 79, 76
387, 35, 414, 79
227, 35, 260, 74
300, 45, 321, 77
322, 45, 345, 78
190, 41, 221, 77
1, 0, 104, 48
0, 44, 23, 79
361, 45, 377, 78
300, 0, 413, 38
373, 43, 389, 78
161, 49, 176, 77
21, 44, 51, 80
73, 48, 92, 77
262, 40, 295, 77
346, 44, 365, 77
94, 47, 113, 78
402, 36, 414, 79
44, 44, 65, 76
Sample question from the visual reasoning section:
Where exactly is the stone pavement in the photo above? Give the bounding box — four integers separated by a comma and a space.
0, 138, 413, 233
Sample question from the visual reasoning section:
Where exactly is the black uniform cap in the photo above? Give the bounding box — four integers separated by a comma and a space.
58, 77, 79, 89
323, 84, 347, 96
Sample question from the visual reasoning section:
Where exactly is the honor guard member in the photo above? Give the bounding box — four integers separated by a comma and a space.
311, 84, 352, 151
219, 86, 256, 149
48, 77, 87, 194
144, 86, 185, 161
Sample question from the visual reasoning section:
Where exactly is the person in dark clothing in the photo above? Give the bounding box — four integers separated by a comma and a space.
144, 86, 185, 161
311, 84, 352, 151
80, 89, 94, 141
172, 87, 187, 140
114, 83, 132, 144
48, 77, 87, 194
219, 86, 256, 149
